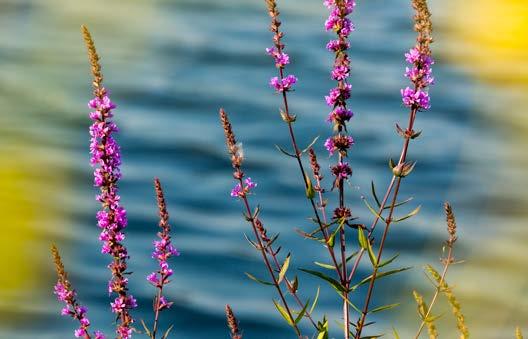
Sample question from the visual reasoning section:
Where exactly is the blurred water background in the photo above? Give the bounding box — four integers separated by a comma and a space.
0, 0, 526, 338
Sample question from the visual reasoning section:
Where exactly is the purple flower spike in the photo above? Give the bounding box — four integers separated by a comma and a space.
89, 88, 136, 329
52, 245, 104, 339
147, 179, 179, 324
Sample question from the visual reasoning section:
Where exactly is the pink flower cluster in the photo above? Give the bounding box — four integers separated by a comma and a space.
89, 88, 136, 338
266, 47, 290, 68
401, 46, 434, 110
54, 283, 105, 339
269, 75, 298, 92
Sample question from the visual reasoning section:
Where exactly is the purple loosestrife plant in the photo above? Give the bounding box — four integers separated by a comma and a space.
220, 108, 318, 337
352, 0, 435, 337
52, 245, 105, 339
82, 26, 136, 339
323, 1, 357, 337
143, 178, 179, 339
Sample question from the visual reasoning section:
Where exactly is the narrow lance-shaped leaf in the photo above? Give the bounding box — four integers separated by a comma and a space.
278, 254, 291, 284
273, 300, 294, 327
369, 303, 400, 314
358, 227, 377, 267
305, 174, 315, 199
363, 197, 386, 222
294, 299, 310, 325
245, 272, 274, 286
393, 205, 421, 223
309, 286, 320, 315
352, 267, 412, 290
299, 268, 347, 293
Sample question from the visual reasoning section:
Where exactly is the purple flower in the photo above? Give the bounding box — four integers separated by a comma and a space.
324, 137, 335, 155
327, 107, 354, 123
94, 331, 106, 339
148, 179, 180, 317
405, 47, 421, 64
331, 161, 352, 180
230, 183, 242, 198
325, 84, 352, 107
266, 47, 290, 68
331, 65, 350, 81
88, 88, 135, 335
401, 87, 431, 110
270, 75, 298, 92
326, 39, 350, 52
231, 177, 257, 198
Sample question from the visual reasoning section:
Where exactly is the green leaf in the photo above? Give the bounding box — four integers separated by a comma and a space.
310, 286, 320, 314
363, 197, 386, 222
358, 228, 377, 267
273, 300, 294, 326
387, 197, 414, 210
371, 181, 382, 208
305, 174, 315, 199
337, 290, 362, 313
314, 261, 336, 270
369, 303, 400, 314
393, 205, 421, 223
352, 267, 412, 290
358, 227, 369, 249
378, 253, 400, 268
317, 318, 329, 339
392, 327, 401, 339
389, 158, 396, 169
278, 254, 291, 284
275, 144, 297, 158
299, 268, 347, 293
245, 272, 274, 286
294, 299, 310, 324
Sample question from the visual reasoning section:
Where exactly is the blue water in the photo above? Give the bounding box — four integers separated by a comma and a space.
0, 0, 526, 338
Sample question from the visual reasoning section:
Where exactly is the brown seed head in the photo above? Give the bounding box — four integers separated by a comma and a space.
51, 244, 70, 288
444, 202, 457, 245
154, 178, 170, 231
308, 148, 322, 182
412, 0, 433, 51
225, 304, 242, 339
81, 25, 104, 97
219, 109, 244, 169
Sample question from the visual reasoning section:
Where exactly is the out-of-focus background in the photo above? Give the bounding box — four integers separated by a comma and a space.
0, 0, 526, 338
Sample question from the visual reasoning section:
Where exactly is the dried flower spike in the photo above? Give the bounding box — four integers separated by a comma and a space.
444, 202, 458, 246
225, 305, 243, 339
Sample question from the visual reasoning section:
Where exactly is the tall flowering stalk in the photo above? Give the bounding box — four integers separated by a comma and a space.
323, 1, 357, 337
82, 25, 136, 339
352, 1, 434, 337
220, 108, 308, 337
51, 245, 105, 339
264, 0, 346, 320
145, 178, 179, 339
